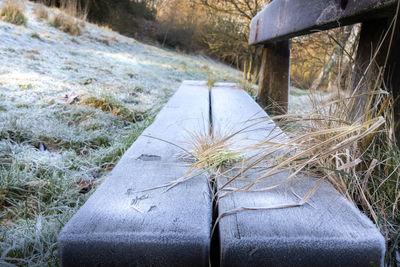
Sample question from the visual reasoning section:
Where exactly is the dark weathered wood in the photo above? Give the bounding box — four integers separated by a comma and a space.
249, 0, 396, 45
385, 15, 400, 144
350, 18, 391, 118
257, 41, 290, 115
351, 15, 400, 144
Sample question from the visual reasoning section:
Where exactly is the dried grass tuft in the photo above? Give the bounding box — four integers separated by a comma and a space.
135, 127, 241, 194
33, 4, 48, 20
183, 128, 241, 173
46, 0, 88, 36
0, 0, 27, 26
49, 12, 82, 36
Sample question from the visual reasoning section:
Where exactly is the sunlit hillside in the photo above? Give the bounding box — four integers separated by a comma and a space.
0, 0, 241, 265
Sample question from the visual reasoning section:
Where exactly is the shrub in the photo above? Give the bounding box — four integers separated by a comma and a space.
50, 13, 82, 36
0, 0, 27, 26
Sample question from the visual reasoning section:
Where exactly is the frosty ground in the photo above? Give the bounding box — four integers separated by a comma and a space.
0, 1, 244, 265
0, 1, 326, 265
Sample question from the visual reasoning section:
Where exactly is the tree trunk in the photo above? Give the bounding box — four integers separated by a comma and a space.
311, 26, 353, 91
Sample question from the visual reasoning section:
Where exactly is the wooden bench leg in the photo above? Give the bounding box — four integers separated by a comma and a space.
258, 40, 290, 116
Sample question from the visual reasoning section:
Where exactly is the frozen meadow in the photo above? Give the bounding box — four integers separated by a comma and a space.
0, 1, 241, 265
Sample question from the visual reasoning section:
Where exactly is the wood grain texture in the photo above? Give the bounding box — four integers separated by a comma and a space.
58, 81, 212, 267
211, 85, 385, 267
249, 0, 396, 45
258, 41, 290, 115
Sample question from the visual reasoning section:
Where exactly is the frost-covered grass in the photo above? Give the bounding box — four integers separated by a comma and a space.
288, 87, 331, 114
0, 1, 241, 265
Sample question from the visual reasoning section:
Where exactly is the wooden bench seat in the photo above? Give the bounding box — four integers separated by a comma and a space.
59, 81, 385, 266
58, 81, 212, 266
211, 85, 385, 267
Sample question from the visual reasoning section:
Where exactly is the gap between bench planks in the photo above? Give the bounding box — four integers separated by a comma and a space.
59, 81, 385, 267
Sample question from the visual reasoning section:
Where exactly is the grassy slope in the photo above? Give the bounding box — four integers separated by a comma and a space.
0, 1, 241, 265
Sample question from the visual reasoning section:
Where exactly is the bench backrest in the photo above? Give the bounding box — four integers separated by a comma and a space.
249, 0, 396, 45
249, 0, 400, 144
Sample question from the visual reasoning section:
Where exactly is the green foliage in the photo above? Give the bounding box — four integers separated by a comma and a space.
289, 87, 310, 97
239, 80, 257, 97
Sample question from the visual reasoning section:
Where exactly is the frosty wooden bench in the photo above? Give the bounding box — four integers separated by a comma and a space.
58, 81, 212, 266
212, 84, 385, 267
59, 81, 385, 266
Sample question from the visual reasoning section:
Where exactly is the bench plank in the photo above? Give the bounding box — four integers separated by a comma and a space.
58, 81, 212, 266
211, 85, 385, 267
249, 0, 396, 45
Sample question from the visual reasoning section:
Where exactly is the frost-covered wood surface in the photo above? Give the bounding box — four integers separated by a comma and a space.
0, 2, 241, 264
211, 85, 385, 267
58, 82, 212, 266
59, 82, 385, 266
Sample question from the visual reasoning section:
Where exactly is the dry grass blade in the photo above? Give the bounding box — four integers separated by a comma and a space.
220, 116, 384, 197
211, 202, 303, 237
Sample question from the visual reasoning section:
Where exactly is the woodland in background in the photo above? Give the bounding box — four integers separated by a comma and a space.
33, 0, 360, 91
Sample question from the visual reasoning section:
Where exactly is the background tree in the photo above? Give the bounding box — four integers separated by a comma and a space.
198, 0, 269, 79
34, 0, 358, 92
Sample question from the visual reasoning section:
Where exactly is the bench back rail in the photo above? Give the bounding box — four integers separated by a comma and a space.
250, 0, 400, 143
